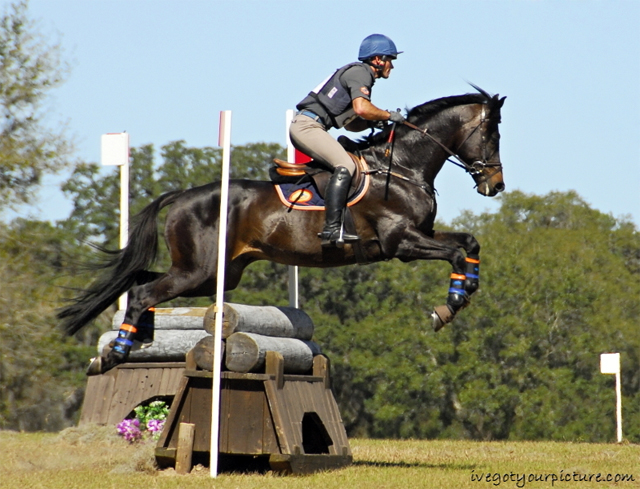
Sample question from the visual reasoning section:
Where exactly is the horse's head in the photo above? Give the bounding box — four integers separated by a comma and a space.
456, 89, 506, 197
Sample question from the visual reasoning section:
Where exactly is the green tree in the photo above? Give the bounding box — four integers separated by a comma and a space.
0, 0, 72, 210
0, 219, 94, 431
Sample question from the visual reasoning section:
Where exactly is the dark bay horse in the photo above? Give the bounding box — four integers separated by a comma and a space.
58, 88, 506, 375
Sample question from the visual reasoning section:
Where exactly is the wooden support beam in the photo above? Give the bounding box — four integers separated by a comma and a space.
313, 355, 331, 390
265, 351, 285, 389
175, 422, 196, 474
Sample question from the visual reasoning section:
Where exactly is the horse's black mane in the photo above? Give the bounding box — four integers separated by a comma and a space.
358, 87, 495, 149
407, 92, 490, 120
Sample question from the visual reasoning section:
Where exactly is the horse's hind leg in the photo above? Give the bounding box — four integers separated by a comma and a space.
87, 266, 213, 376
87, 257, 250, 376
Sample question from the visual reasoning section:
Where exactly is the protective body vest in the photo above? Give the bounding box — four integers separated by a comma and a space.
298, 62, 375, 129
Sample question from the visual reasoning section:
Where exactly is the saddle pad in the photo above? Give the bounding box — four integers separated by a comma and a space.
274, 172, 370, 211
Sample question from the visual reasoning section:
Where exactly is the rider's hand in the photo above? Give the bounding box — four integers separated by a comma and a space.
388, 110, 406, 124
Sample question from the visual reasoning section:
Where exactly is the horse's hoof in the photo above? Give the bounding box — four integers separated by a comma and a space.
86, 351, 125, 376
432, 305, 455, 332
431, 312, 444, 332
86, 357, 103, 376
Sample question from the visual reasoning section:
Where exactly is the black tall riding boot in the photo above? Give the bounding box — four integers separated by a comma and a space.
318, 167, 360, 247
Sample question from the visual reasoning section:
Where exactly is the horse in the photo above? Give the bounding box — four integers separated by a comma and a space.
58, 87, 506, 375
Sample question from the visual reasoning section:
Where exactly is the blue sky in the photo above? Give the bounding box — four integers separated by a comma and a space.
10, 0, 640, 227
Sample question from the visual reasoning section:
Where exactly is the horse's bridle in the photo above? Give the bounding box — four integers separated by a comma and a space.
364, 104, 503, 194
403, 105, 503, 183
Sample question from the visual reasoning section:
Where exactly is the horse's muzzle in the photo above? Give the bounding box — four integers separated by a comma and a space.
474, 166, 505, 197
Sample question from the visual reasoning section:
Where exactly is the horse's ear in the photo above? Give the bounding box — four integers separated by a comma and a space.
491, 94, 506, 110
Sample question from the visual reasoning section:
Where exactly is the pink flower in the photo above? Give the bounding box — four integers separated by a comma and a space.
116, 418, 142, 442
147, 419, 165, 433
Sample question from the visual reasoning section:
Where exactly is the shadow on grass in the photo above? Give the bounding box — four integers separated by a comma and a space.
354, 460, 477, 470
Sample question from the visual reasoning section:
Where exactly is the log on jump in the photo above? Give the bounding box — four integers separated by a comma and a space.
189, 335, 225, 371
203, 303, 314, 340
225, 332, 322, 374
97, 330, 209, 362
112, 307, 208, 330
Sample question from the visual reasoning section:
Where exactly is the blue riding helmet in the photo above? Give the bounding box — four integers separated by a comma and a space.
358, 34, 403, 61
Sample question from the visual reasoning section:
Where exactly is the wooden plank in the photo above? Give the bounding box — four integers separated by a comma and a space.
218, 377, 231, 453
168, 367, 186, 392
155, 447, 177, 469
305, 382, 338, 455
284, 383, 303, 455
175, 422, 196, 474
224, 379, 264, 454
90, 368, 118, 425
319, 382, 351, 453
185, 348, 197, 370
118, 362, 185, 369
268, 454, 352, 474
156, 375, 190, 451
264, 379, 293, 454
313, 355, 331, 389
188, 377, 212, 452
79, 375, 106, 424
139, 367, 164, 405
106, 368, 136, 424
265, 351, 284, 389
262, 391, 280, 453
157, 367, 174, 394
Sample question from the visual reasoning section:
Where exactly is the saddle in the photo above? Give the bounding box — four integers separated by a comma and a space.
270, 140, 367, 200
269, 137, 371, 263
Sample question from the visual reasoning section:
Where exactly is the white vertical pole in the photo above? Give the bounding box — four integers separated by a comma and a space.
615, 371, 623, 443
101, 132, 130, 312
285, 109, 299, 309
210, 110, 232, 477
118, 157, 129, 311
600, 352, 623, 443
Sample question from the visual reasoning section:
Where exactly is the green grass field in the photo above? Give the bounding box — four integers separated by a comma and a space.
1, 427, 638, 489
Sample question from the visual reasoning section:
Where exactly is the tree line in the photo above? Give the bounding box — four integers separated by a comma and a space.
1, 0, 638, 441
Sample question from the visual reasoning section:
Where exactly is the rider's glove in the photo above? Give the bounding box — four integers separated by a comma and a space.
388, 110, 406, 124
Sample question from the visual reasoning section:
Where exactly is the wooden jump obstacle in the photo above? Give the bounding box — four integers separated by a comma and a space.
80, 303, 352, 474
155, 350, 352, 474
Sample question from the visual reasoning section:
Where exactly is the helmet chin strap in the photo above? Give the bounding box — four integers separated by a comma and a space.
366, 57, 386, 77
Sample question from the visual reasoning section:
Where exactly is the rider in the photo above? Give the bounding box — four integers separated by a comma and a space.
289, 34, 406, 247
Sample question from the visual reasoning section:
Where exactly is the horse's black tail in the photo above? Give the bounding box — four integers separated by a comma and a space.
57, 189, 184, 336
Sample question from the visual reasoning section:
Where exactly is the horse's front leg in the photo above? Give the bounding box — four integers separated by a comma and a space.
391, 227, 481, 331
432, 230, 481, 297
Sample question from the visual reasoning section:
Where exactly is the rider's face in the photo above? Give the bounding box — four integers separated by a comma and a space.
376, 57, 394, 79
